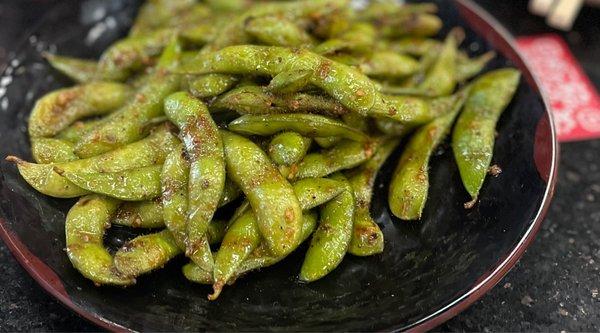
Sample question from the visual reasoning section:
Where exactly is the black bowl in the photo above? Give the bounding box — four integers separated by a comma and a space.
0, 0, 557, 331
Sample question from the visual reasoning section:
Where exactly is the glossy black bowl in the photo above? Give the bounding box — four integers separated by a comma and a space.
0, 0, 557, 331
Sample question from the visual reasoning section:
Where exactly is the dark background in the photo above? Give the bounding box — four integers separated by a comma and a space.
0, 0, 598, 331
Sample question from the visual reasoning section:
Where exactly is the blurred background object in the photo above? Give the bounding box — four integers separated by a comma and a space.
529, 0, 600, 30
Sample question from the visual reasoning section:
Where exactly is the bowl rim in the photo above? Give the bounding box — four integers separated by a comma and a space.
0, 0, 558, 332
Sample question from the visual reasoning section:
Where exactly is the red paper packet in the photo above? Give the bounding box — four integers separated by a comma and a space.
517, 34, 600, 142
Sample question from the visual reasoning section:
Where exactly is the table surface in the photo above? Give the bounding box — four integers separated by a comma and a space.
1, 0, 599, 331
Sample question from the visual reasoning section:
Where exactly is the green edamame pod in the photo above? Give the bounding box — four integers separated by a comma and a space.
205, 0, 249, 12
237, 210, 319, 275
188, 74, 238, 99
314, 137, 342, 149
360, 2, 437, 21
205, 0, 348, 53
44, 53, 98, 83
182, 262, 213, 285
358, 51, 419, 79
452, 68, 520, 201
129, 0, 196, 36
207, 220, 228, 245
313, 23, 377, 55
180, 46, 379, 116
113, 198, 165, 228
30, 138, 78, 164
6, 125, 178, 198
210, 206, 260, 300
114, 219, 227, 280
389, 89, 469, 220
373, 94, 461, 138
183, 45, 435, 123
268, 69, 313, 94
347, 137, 401, 256
229, 114, 369, 142
212, 85, 349, 116
60, 165, 162, 201
374, 119, 410, 137
211, 177, 343, 299
384, 37, 442, 57
299, 173, 354, 282
114, 229, 182, 278
56, 119, 103, 143
75, 40, 182, 158
342, 113, 370, 132
161, 146, 191, 249
456, 51, 496, 82
65, 195, 134, 286
112, 178, 239, 230
28, 82, 131, 138
164, 92, 224, 268
222, 130, 303, 257
380, 14, 442, 38
245, 16, 314, 48
98, 28, 177, 81
291, 139, 377, 180
416, 29, 460, 96
268, 132, 312, 166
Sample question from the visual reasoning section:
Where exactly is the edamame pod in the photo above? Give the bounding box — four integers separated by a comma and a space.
180, 46, 379, 116
358, 51, 419, 79
452, 69, 520, 201
60, 165, 162, 201
456, 51, 495, 82
129, 0, 196, 36
182, 262, 213, 285
28, 82, 131, 138
237, 210, 319, 275
188, 74, 238, 99
44, 53, 98, 83
113, 198, 165, 228
291, 139, 377, 180
98, 28, 177, 81
56, 119, 103, 143
314, 137, 342, 148
416, 29, 460, 96
389, 88, 469, 220
31, 138, 78, 164
384, 37, 442, 57
374, 119, 410, 137
245, 16, 314, 47
347, 138, 401, 256
212, 85, 349, 116
380, 14, 442, 38
113, 178, 239, 230
113, 200, 228, 243
164, 92, 224, 268
211, 177, 343, 299
65, 195, 134, 286
210, 207, 260, 300
6, 125, 178, 198
268, 132, 312, 166
268, 69, 313, 94
222, 130, 302, 257
360, 2, 437, 21
75, 39, 182, 158
313, 23, 377, 55
114, 229, 182, 278
205, 0, 348, 52
229, 114, 369, 142
299, 173, 354, 282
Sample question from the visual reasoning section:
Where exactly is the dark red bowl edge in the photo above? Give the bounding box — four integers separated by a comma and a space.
0, 0, 559, 332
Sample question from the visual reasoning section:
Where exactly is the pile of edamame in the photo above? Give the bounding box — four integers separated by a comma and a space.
7, 0, 521, 300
